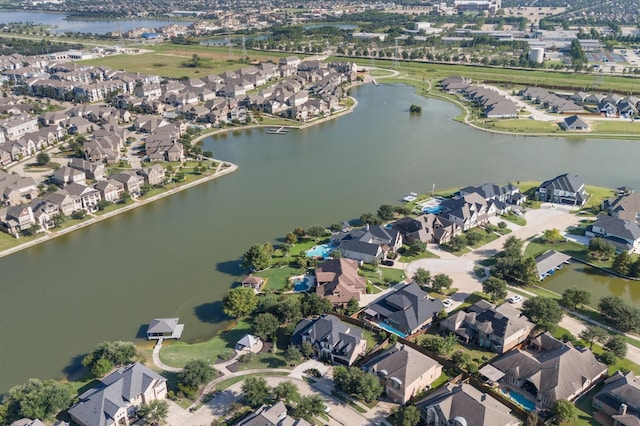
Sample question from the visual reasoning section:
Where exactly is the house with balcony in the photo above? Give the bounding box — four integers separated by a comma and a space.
535, 173, 587, 207
441, 301, 534, 354
332, 225, 402, 263
68, 363, 167, 426
291, 314, 367, 366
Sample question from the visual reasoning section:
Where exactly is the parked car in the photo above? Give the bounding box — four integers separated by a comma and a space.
381, 260, 394, 266
442, 298, 454, 308
508, 295, 523, 304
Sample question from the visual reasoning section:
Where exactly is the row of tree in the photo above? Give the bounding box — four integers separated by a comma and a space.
241, 377, 326, 421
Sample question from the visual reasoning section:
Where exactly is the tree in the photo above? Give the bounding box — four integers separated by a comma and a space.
285, 346, 303, 364
35, 152, 50, 166
392, 405, 421, 426
409, 104, 422, 113
542, 228, 564, 243
294, 394, 326, 420
333, 366, 383, 402
377, 204, 395, 221
431, 274, 452, 293
613, 252, 633, 276
589, 238, 615, 260
525, 412, 539, 426
482, 276, 507, 302
605, 335, 628, 359
276, 296, 302, 324
3, 379, 73, 423
551, 399, 577, 425
345, 297, 360, 315
273, 381, 300, 405
465, 230, 484, 246
242, 376, 271, 407
451, 351, 475, 372
412, 267, 431, 287
408, 239, 426, 256
120, 191, 132, 203
223, 287, 258, 320
522, 297, 563, 332
360, 212, 382, 225
420, 334, 457, 357
447, 235, 467, 251
301, 340, 314, 358
502, 236, 524, 257
599, 296, 640, 332
241, 243, 273, 271
252, 312, 280, 342
301, 293, 332, 316
285, 232, 297, 244
82, 341, 138, 377
179, 359, 216, 390
579, 325, 609, 349
561, 287, 591, 309
306, 225, 325, 239
137, 400, 169, 425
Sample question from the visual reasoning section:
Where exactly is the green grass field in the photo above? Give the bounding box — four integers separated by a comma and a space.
476, 118, 560, 133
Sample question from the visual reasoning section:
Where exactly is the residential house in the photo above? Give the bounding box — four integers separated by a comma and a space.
0, 171, 39, 205
68, 363, 167, 426
603, 192, 640, 222
441, 301, 534, 354
94, 179, 125, 203
44, 190, 80, 216
291, 314, 367, 366
416, 381, 521, 426
238, 402, 311, 426
137, 164, 166, 186
560, 114, 590, 131
459, 182, 525, 205
593, 371, 640, 425
315, 258, 367, 307
365, 343, 443, 404
536, 173, 588, 206
439, 192, 496, 231
586, 215, 640, 253
241, 275, 265, 293
110, 172, 144, 198
51, 166, 86, 187
68, 158, 106, 181
332, 225, 402, 263
0, 115, 39, 141
0, 205, 36, 234
65, 183, 101, 212
393, 214, 461, 245
363, 282, 445, 336
490, 332, 607, 407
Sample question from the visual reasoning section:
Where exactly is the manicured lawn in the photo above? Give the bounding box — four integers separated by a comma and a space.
501, 212, 526, 226
583, 185, 617, 213
574, 383, 602, 426
256, 266, 301, 291
523, 239, 589, 261
399, 249, 440, 262
54, 216, 92, 231
214, 372, 290, 391
469, 232, 499, 249
0, 232, 39, 251
232, 352, 288, 371
159, 319, 252, 368
258, 116, 301, 127
592, 120, 640, 135
95, 200, 135, 215
476, 118, 560, 133
362, 266, 407, 287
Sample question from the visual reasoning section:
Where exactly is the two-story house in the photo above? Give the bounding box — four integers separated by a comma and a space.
536, 173, 588, 207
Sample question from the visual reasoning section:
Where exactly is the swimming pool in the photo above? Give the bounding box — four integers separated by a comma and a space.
376, 321, 408, 338
502, 389, 536, 411
306, 244, 335, 258
291, 275, 315, 292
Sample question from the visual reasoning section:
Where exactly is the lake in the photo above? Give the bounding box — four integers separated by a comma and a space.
0, 11, 188, 34
1, 83, 640, 393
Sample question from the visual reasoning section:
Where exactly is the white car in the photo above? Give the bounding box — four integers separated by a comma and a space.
442, 299, 454, 308
508, 295, 523, 304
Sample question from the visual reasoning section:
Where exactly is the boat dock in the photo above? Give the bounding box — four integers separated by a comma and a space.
266, 126, 289, 135
372, 79, 380, 86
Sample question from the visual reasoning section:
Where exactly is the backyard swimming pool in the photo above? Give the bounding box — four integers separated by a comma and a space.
502, 389, 536, 411
376, 321, 408, 338
291, 275, 315, 292
306, 244, 335, 258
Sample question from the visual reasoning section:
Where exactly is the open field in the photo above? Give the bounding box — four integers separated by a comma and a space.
81, 44, 292, 79
476, 118, 561, 133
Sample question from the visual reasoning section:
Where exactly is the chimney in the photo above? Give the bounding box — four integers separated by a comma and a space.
619, 403, 628, 415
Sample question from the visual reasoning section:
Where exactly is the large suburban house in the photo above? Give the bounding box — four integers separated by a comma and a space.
490, 332, 607, 408
392, 213, 461, 245
365, 343, 443, 404
291, 314, 367, 366
535, 173, 588, 207
315, 258, 367, 307
459, 182, 525, 206
603, 192, 640, 223
587, 215, 640, 254
238, 401, 311, 426
441, 301, 534, 354
331, 225, 402, 263
363, 282, 445, 336
146, 318, 184, 340
438, 192, 497, 231
416, 381, 521, 426
68, 363, 168, 426
593, 371, 640, 426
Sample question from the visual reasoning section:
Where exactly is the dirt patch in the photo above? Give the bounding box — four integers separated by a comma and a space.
226, 361, 241, 373
260, 342, 274, 353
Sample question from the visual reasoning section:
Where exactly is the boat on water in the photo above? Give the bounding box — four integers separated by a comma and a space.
402, 192, 418, 202
266, 126, 289, 135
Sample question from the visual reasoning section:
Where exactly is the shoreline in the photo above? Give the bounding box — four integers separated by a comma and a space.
0, 160, 238, 260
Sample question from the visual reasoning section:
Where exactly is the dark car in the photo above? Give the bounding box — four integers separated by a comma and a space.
381, 260, 395, 266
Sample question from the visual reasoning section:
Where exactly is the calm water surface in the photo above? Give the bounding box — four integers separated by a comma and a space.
1, 84, 640, 393
0, 11, 187, 34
